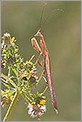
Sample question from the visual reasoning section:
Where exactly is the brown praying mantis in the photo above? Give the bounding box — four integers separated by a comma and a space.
31, 29, 58, 114
29, 4, 64, 114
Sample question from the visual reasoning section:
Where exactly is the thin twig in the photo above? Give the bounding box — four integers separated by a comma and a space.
3, 88, 20, 121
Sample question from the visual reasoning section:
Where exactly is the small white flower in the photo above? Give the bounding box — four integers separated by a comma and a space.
40, 105, 46, 112
27, 104, 33, 115
27, 104, 33, 108
27, 103, 46, 118
28, 108, 33, 115
4, 33, 10, 37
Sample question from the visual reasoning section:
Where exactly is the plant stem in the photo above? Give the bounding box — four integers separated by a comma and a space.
3, 88, 20, 121
22, 91, 32, 104
12, 68, 20, 86
1, 73, 17, 88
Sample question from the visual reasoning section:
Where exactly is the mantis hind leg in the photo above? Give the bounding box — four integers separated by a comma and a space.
40, 85, 48, 96
37, 70, 48, 95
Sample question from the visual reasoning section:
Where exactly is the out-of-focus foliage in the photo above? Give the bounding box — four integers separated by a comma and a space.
1, 1, 81, 121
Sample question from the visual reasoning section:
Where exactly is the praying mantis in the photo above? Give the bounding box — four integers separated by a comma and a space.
31, 29, 58, 114
29, 3, 64, 114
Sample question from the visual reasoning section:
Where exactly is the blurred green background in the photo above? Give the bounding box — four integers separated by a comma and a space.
1, 1, 81, 121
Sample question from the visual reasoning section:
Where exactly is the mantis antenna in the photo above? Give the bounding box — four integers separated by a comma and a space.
38, 2, 48, 31
39, 5, 64, 31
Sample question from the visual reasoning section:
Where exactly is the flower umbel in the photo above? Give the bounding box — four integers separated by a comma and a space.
1, 32, 48, 121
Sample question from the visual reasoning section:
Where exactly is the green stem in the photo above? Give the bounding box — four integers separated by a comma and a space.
12, 68, 18, 78
1, 73, 17, 88
3, 88, 20, 121
22, 91, 32, 104
1, 77, 10, 88
12, 68, 20, 86
8, 67, 11, 77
